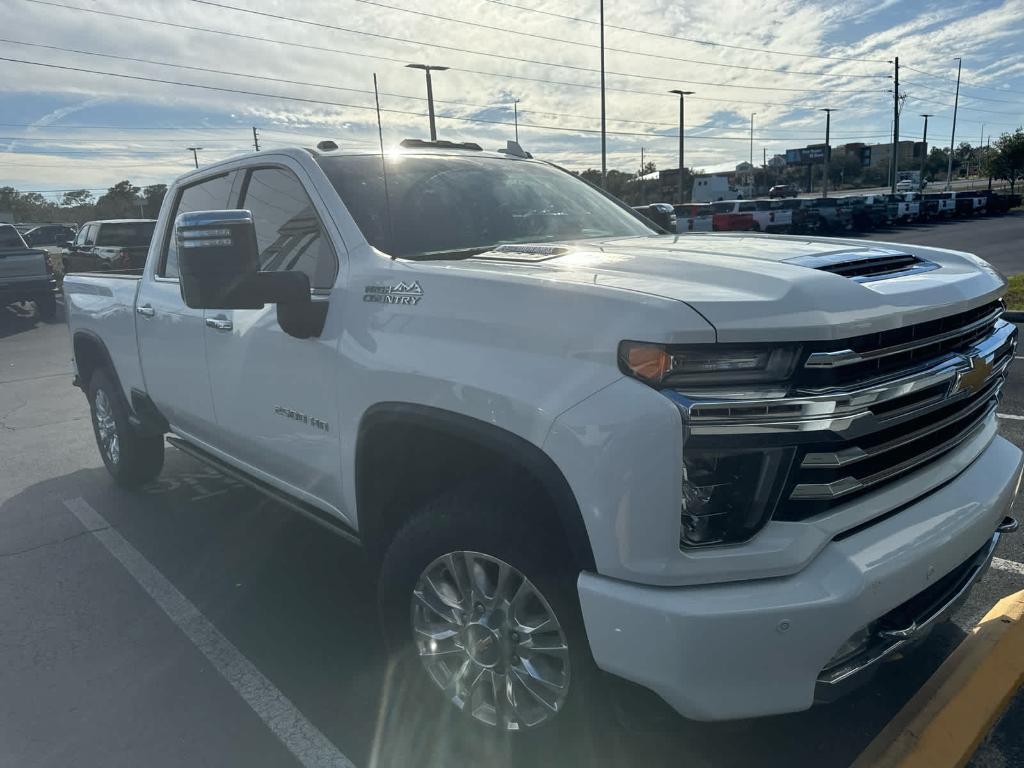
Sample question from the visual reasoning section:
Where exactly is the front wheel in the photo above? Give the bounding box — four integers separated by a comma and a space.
88, 370, 165, 487
377, 475, 601, 738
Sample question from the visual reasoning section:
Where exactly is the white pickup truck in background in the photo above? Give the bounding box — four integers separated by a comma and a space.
64, 140, 1021, 747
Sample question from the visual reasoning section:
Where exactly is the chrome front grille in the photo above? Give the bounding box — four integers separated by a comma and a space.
671, 312, 1017, 533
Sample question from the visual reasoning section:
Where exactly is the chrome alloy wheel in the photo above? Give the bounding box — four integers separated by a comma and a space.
93, 388, 120, 465
411, 551, 571, 730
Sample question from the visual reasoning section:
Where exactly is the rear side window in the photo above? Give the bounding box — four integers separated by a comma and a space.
96, 222, 156, 247
240, 167, 338, 290
711, 202, 732, 213
76, 225, 97, 246
739, 202, 756, 212
0, 225, 23, 248
160, 173, 235, 278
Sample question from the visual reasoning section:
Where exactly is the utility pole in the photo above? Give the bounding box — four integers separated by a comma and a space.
891, 56, 899, 194
749, 112, 756, 193
987, 135, 992, 190
821, 108, 835, 198
919, 114, 932, 182
599, 0, 606, 187
252, 126, 260, 152
187, 146, 202, 168
513, 98, 519, 144
406, 63, 449, 141
669, 89, 694, 204
640, 146, 646, 202
946, 57, 962, 191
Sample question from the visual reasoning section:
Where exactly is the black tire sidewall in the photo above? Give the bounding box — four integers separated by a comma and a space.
87, 370, 163, 487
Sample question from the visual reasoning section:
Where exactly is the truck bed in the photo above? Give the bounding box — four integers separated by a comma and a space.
63, 272, 146, 399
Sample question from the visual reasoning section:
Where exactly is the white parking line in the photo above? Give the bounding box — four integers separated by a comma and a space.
62, 497, 354, 768
997, 413, 1024, 421
993, 557, 1024, 576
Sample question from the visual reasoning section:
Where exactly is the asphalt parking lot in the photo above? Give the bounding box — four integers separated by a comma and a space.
2, 217, 1024, 768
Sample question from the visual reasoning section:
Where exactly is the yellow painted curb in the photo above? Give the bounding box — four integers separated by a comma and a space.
852, 588, 1024, 768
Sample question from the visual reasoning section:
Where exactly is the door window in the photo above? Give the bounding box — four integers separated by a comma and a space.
160, 172, 236, 278
240, 167, 338, 289
77, 224, 97, 246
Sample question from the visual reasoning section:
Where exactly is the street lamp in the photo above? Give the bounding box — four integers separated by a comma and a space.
405, 63, 449, 142
668, 89, 694, 204
946, 57, 962, 191
187, 146, 203, 168
820, 108, 836, 198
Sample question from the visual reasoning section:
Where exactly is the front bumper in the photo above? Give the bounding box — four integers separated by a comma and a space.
577, 433, 1023, 721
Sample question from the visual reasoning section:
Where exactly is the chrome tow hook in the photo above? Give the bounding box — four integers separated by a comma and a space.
997, 516, 1020, 534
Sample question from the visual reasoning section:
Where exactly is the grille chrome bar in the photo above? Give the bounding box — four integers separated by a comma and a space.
804, 305, 1003, 369
789, 402, 996, 500
800, 382, 1001, 468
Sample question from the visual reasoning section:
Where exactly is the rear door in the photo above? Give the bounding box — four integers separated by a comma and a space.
203, 162, 343, 508
136, 172, 235, 441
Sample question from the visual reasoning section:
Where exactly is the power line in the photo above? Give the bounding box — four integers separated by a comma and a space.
20, 0, 887, 107
903, 91, 1022, 117
196, 0, 888, 80
185, 0, 884, 94
0, 38, 894, 137
900, 76, 1024, 106
902, 63, 1023, 95
477, 0, 892, 64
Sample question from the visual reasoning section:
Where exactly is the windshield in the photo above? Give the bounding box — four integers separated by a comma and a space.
96, 221, 156, 247
316, 154, 655, 259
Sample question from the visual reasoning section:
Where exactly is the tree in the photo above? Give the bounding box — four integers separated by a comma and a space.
94, 180, 141, 219
985, 129, 1024, 193
61, 189, 94, 207
142, 184, 167, 218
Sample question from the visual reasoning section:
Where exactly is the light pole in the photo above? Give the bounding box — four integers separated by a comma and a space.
669, 89, 694, 204
946, 57, 962, 191
919, 114, 933, 183
599, 0, 606, 187
405, 63, 449, 141
187, 146, 203, 168
820, 108, 835, 198
513, 98, 519, 144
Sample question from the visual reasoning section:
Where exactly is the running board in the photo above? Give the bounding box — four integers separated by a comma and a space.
165, 436, 360, 546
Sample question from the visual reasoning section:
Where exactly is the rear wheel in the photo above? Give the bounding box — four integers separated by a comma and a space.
377, 474, 602, 741
88, 370, 164, 487
34, 292, 57, 321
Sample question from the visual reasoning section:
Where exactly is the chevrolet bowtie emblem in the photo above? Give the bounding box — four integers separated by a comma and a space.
951, 354, 992, 397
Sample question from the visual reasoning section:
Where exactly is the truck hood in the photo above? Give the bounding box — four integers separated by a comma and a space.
455, 234, 1006, 343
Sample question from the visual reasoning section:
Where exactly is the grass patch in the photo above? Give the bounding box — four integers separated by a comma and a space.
1005, 274, 1024, 311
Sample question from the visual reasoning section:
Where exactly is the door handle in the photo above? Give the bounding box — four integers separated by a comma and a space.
136, 304, 155, 318
205, 316, 233, 331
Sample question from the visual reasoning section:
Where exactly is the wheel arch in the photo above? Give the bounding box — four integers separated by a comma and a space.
73, 330, 125, 399
355, 402, 596, 572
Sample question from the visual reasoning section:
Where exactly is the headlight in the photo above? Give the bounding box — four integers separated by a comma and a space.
619, 341, 800, 388
681, 447, 794, 547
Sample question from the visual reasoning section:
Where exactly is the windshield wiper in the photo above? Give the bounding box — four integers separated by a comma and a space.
408, 246, 499, 261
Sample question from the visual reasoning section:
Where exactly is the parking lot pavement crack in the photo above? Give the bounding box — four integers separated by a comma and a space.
0, 527, 109, 559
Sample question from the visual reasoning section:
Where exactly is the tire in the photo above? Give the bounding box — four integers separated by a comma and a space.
87, 369, 164, 488
34, 292, 57, 321
377, 473, 605, 744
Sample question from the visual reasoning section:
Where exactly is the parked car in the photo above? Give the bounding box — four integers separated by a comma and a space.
889, 193, 922, 222
955, 191, 987, 217
838, 195, 881, 230
799, 198, 854, 233
23, 223, 77, 251
895, 179, 916, 192
923, 192, 957, 218
673, 203, 714, 233
0, 223, 58, 319
61, 219, 157, 275
632, 203, 676, 232
976, 190, 1018, 215
711, 200, 790, 233
768, 184, 799, 198
775, 199, 819, 233
709, 201, 758, 231
64, 143, 1021, 745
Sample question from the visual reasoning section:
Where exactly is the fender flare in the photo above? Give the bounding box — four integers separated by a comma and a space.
356, 402, 596, 572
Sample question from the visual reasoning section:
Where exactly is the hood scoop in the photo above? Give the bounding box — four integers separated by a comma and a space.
785, 247, 937, 283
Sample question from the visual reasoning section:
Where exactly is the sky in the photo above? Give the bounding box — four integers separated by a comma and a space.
2, 0, 1023, 200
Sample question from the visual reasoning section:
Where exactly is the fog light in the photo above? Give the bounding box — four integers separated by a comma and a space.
826, 625, 873, 669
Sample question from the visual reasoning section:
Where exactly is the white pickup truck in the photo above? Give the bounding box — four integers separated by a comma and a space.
65, 141, 1021, 741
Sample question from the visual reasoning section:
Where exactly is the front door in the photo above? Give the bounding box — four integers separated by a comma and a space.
136, 171, 236, 442
203, 164, 343, 510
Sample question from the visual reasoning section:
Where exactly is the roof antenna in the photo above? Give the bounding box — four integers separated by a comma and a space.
373, 73, 395, 259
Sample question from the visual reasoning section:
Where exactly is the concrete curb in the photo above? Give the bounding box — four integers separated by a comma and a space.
851, 589, 1024, 768
1002, 311, 1024, 323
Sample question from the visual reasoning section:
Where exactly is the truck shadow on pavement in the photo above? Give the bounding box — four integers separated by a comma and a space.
0, 453, 970, 768
0, 300, 62, 340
